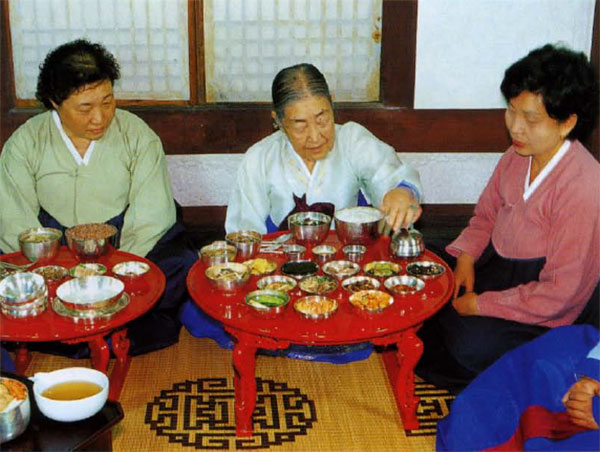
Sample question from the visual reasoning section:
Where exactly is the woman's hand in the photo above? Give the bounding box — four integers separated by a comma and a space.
379, 187, 422, 234
452, 291, 479, 316
562, 377, 600, 430
454, 252, 475, 299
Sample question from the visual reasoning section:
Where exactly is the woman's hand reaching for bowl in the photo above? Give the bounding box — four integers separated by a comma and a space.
379, 187, 422, 234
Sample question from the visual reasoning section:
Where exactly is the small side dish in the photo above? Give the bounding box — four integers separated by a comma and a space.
363, 261, 401, 278
281, 260, 319, 279
33, 265, 69, 282
257, 275, 297, 292
406, 261, 446, 279
243, 258, 278, 275
294, 296, 338, 319
322, 260, 360, 279
341, 275, 381, 293
0, 378, 28, 412
349, 290, 394, 312
245, 289, 289, 313
299, 275, 338, 294
384, 275, 425, 295
69, 263, 107, 278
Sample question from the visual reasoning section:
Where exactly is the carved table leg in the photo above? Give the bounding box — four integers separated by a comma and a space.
232, 342, 258, 437
396, 328, 423, 430
108, 329, 131, 400
88, 334, 110, 373
14, 344, 31, 375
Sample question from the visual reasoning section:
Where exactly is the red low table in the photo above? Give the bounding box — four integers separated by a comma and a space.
187, 232, 453, 436
0, 246, 165, 400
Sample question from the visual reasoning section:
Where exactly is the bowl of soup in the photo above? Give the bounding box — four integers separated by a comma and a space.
31, 367, 108, 422
18, 227, 62, 263
288, 212, 331, 246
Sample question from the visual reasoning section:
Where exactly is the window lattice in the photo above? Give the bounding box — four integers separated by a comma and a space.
204, 0, 382, 102
9, 0, 189, 101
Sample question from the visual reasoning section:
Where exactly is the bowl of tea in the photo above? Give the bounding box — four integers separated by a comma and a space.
30, 367, 108, 422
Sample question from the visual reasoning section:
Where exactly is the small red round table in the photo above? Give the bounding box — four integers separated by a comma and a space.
0, 246, 165, 400
187, 232, 454, 436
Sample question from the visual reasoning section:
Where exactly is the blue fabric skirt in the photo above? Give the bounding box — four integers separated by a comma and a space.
436, 325, 600, 451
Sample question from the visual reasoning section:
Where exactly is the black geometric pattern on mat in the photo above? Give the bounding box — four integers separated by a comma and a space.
145, 377, 317, 450
406, 380, 455, 437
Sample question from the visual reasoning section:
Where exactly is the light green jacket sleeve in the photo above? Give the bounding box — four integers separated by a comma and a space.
0, 132, 43, 253
116, 118, 176, 257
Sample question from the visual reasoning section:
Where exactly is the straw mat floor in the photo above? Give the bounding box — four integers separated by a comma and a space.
23, 330, 454, 452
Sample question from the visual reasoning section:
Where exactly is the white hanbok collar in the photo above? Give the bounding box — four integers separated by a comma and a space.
285, 138, 321, 181
52, 110, 95, 166
523, 139, 570, 201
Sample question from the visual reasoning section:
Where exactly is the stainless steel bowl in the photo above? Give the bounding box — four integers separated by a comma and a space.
111, 261, 151, 278
341, 275, 381, 293
363, 261, 402, 278
225, 231, 262, 259
205, 262, 250, 292
280, 260, 319, 280
384, 275, 425, 296
0, 291, 47, 318
69, 263, 107, 278
18, 227, 62, 263
65, 223, 117, 260
283, 244, 306, 261
33, 265, 69, 282
256, 275, 297, 292
56, 276, 124, 310
294, 295, 338, 319
0, 272, 46, 306
288, 212, 331, 246
349, 289, 394, 313
0, 378, 31, 444
389, 228, 425, 258
334, 207, 383, 245
312, 245, 337, 264
342, 244, 367, 263
322, 260, 360, 280
406, 261, 446, 279
245, 289, 290, 314
199, 241, 237, 266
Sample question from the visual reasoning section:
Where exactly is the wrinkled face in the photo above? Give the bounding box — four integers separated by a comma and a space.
505, 91, 576, 161
52, 79, 116, 143
276, 95, 335, 166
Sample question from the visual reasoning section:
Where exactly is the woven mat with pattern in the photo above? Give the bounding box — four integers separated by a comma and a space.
22, 329, 454, 452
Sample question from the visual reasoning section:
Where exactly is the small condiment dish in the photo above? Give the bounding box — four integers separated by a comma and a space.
312, 244, 337, 264
283, 244, 306, 261
384, 275, 425, 296
342, 244, 366, 263
30, 367, 108, 422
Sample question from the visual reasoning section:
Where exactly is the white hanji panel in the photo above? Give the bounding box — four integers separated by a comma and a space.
10, 0, 189, 100
414, 0, 596, 109
204, 0, 382, 102
167, 152, 502, 207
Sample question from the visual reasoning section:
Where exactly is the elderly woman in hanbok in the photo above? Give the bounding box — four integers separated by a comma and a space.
416, 44, 600, 393
225, 63, 422, 234
0, 39, 197, 355
183, 63, 423, 362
